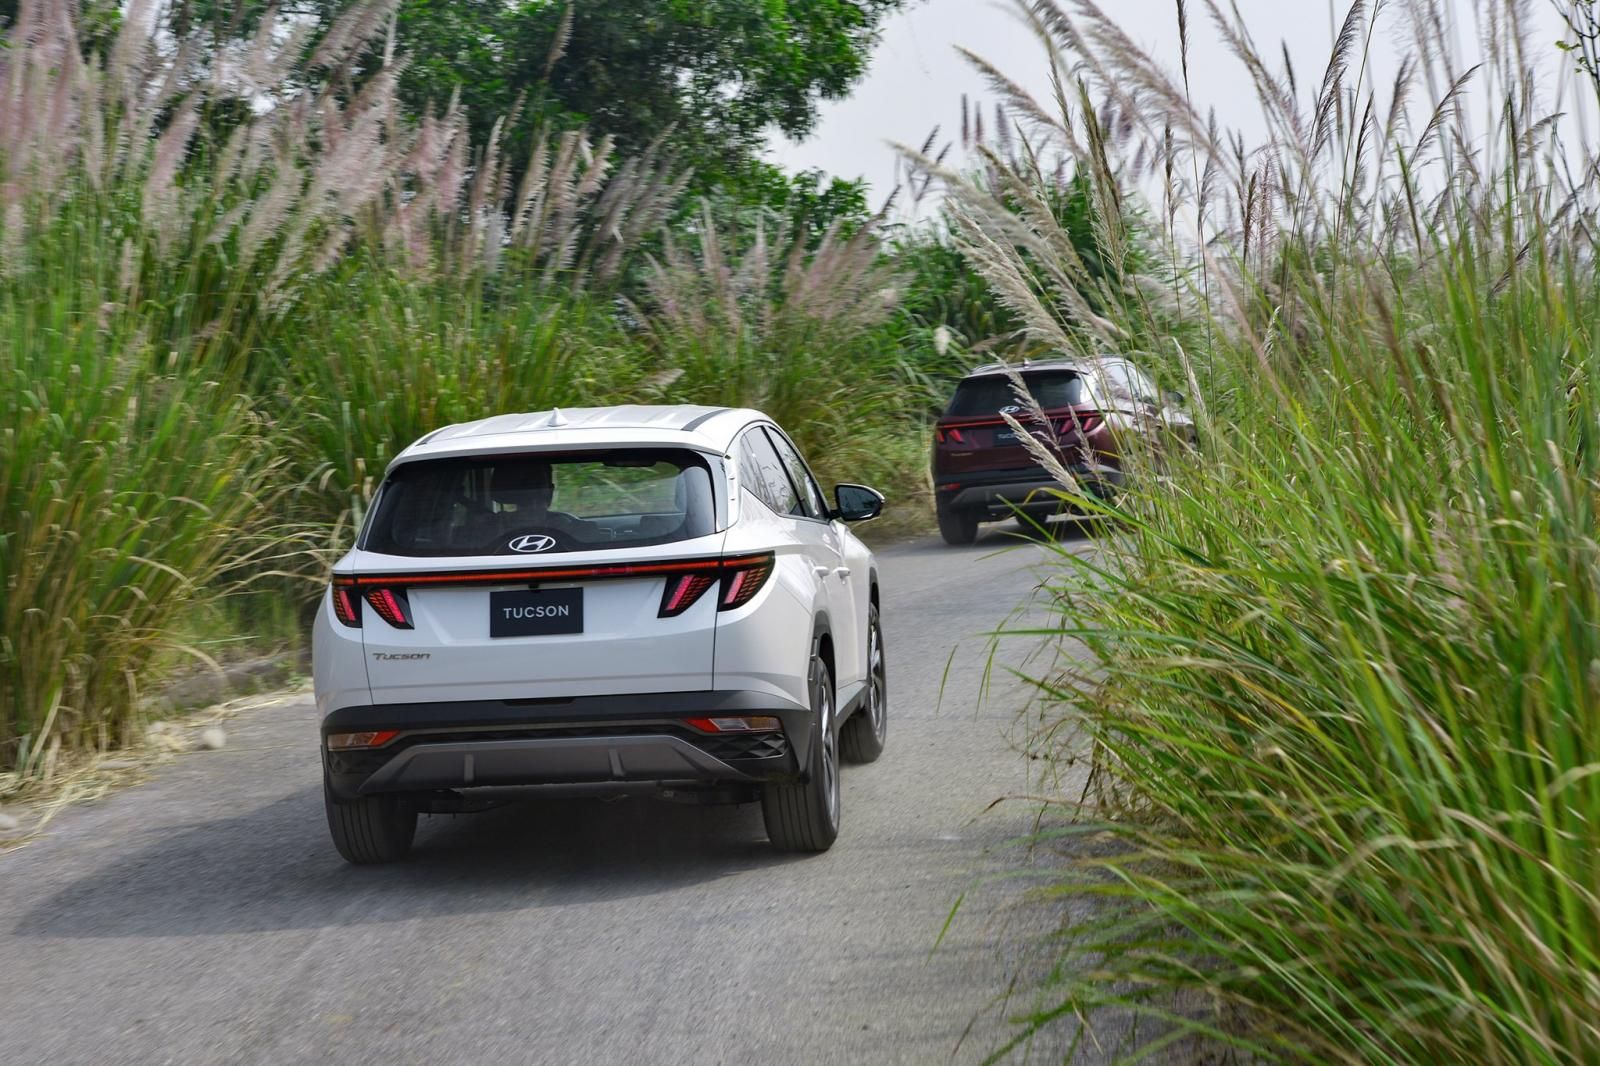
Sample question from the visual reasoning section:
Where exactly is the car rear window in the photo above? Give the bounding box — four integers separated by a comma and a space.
362, 449, 718, 557
945, 371, 1086, 416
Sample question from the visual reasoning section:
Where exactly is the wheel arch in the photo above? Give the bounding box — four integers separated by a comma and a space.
810, 614, 835, 689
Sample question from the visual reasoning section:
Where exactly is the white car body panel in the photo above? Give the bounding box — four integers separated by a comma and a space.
313, 586, 372, 717
354, 536, 727, 704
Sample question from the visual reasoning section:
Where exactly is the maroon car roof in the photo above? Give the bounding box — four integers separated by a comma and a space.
958, 358, 1092, 380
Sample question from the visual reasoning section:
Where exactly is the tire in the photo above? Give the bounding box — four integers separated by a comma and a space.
324, 777, 417, 865
762, 656, 840, 853
841, 605, 887, 764
936, 502, 980, 546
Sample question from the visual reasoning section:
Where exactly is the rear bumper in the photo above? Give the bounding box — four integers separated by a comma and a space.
321, 690, 811, 799
934, 464, 1123, 514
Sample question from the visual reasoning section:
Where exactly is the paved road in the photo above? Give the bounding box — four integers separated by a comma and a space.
1, 529, 1092, 1065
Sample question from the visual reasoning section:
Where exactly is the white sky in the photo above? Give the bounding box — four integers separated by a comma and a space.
766, 0, 1584, 212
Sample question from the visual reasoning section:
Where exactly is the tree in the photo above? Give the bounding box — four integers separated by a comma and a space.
193, 0, 911, 198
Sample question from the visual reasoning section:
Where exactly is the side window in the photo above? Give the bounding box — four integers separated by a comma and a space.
1097, 361, 1156, 404
738, 429, 799, 516
1125, 363, 1159, 402
764, 427, 828, 520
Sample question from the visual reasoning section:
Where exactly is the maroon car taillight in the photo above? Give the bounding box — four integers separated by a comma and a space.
1058, 412, 1103, 436
363, 587, 414, 629
934, 427, 967, 445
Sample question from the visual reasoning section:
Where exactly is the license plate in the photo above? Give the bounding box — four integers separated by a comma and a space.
490, 588, 584, 638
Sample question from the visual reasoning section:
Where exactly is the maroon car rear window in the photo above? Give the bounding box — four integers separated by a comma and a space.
945, 372, 1086, 417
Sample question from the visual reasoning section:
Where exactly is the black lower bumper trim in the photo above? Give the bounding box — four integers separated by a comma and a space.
935, 464, 1123, 512
322, 691, 812, 798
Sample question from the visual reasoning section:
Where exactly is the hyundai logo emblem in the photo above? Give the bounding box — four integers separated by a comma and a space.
508, 534, 557, 554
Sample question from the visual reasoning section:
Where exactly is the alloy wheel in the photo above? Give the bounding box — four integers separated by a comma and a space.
866, 619, 887, 742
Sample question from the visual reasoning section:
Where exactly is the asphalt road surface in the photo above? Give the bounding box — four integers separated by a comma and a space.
1, 527, 1098, 1065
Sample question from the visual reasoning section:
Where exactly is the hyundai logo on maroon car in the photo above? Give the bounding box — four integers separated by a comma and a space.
509, 534, 557, 553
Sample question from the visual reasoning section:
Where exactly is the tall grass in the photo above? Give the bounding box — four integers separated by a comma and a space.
273, 264, 643, 542
634, 204, 933, 497
0, 202, 285, 783
922, 0, 1600, 1060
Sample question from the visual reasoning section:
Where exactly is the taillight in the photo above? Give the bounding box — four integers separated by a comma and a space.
1058, 412, 1103, 436
720, 554, 774, 611
332, 584, 361, 628
935, 427, 967, 445
660, 573, 718, 617
363, 587, 413, 629
654, 555, 775, 616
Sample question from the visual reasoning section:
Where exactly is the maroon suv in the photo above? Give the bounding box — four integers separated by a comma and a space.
930, 357, 1192, 545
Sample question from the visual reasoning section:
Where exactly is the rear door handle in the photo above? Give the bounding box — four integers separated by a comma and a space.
814, 566, 831, 578
834, 567, 851, 579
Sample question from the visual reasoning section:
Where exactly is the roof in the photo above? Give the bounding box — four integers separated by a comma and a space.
960, 357, 1096, 380
390, 405, 763, 468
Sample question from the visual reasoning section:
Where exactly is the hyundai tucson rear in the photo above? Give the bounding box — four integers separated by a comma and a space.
315, 406, 888, 863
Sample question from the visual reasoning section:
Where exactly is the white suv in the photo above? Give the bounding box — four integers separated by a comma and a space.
313, 405, 888, 863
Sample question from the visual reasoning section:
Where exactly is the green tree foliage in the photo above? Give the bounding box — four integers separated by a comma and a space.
149, 0, 909, 203
411, 0, 905, 182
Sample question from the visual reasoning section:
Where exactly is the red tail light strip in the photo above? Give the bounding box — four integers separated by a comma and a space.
939, 417, 1012, 430
329, 553, 778, 620
332, 554, 772, 590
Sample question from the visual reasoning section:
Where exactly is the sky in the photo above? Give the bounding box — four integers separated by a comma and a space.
766, 0, 1583, 214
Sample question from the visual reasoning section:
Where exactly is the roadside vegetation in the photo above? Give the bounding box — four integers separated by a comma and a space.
927, 0, 1600, 1061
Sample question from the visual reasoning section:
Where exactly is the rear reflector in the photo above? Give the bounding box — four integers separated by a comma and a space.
326, 730, 401, 750
684, 716, 782, 734
363, 587, 413, 629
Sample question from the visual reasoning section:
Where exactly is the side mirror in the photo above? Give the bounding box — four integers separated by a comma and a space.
1163, 390, 1187, 407
833, 484, 885, 523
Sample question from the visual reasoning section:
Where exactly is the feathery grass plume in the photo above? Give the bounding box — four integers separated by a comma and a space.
907, 0, 1600, 1060
630, 202, 926, 495
273, 265, 638, 539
